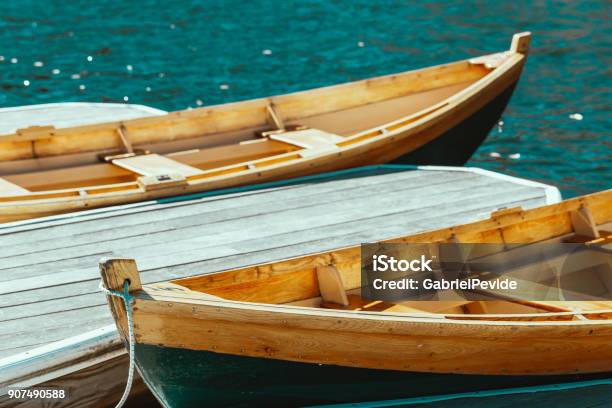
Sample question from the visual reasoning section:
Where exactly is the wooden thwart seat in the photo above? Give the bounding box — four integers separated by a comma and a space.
112, 154, 205, 177
269, 128, 343, 157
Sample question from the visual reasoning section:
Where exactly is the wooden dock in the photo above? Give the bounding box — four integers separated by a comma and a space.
0, 165, 560, 407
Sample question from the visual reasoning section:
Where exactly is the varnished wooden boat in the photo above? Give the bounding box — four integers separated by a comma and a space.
100, 189, 612, 407
0, 33, 531, 223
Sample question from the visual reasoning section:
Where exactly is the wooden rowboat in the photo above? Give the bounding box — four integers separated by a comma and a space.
0, 33, 531, 223
100, 189, 612, 406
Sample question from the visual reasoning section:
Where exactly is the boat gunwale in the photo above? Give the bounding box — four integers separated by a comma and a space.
134, 289, 612, 327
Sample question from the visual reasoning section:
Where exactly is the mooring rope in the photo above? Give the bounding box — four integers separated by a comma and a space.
99, 280, 136, 408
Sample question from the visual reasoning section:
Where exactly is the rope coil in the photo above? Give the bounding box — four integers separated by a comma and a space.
99, 280, 136, 408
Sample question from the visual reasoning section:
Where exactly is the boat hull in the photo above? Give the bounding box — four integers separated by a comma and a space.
393, 82, 517, 166
0, 77, 522, 224
135, 344, 609, 407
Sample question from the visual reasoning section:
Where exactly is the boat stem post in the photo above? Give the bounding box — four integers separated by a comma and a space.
510, 32, 531, 54
99, 258, 142, 341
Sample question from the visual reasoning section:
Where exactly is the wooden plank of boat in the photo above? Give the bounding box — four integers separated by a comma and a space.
0, 32, 532, 223
98, 189, 612, 406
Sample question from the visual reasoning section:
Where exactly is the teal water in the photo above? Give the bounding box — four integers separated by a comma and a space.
0, 1, 609, 196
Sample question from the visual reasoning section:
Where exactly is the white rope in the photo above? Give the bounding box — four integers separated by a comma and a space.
99, 280, 136, 408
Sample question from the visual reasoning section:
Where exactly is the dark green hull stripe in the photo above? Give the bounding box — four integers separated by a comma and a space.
134, 344, 611, 408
